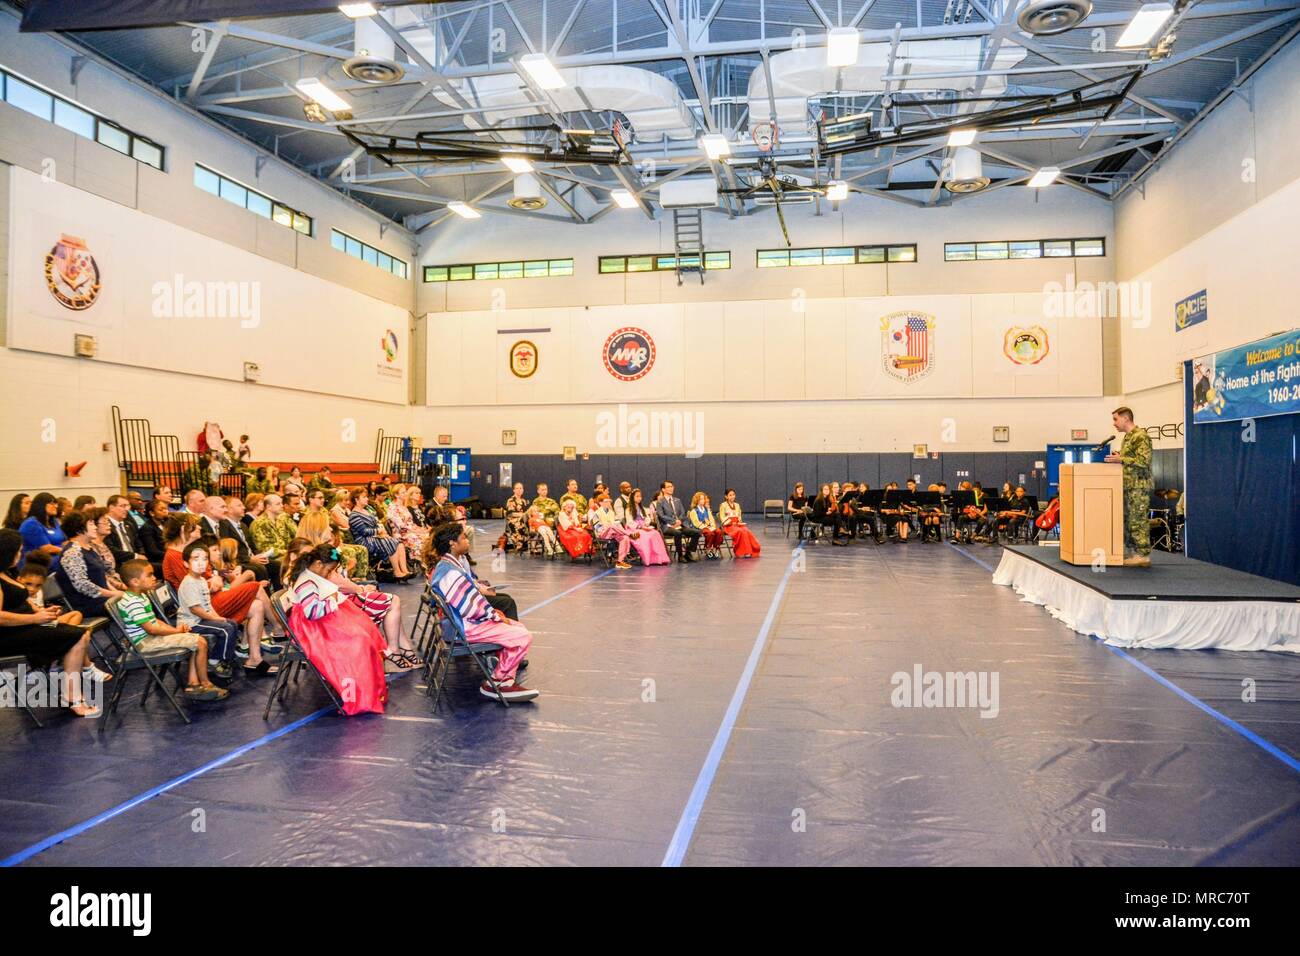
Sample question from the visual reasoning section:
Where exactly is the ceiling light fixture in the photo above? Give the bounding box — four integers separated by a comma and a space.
447, 201, 481, 219
611, 189, 639, 209
338, 3, 377, 17
1116, 2, 1174, 48
947, 128, 978, 147
826, 27, 860, 67
1028, 166, 1062, 188
295, 78, 351, 113
825, 180, 849, 201
500, 155, 534, 174
518, 53, 566, 90
700, 133, 731, 160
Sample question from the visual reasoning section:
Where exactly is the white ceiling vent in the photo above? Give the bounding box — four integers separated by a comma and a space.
945, 146, 990, 193
1017, 0, 1094, 36
344, 13, 405, 85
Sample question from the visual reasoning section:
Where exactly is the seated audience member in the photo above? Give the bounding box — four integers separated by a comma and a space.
983, 486, 1032, 544
612, 482, 634, 525
263, 465, 282, 496
329, 489, 356, 538
117, 559, 227, 703
220, 495, 273, 581
590, 493, 634, 570
125, 492, 148, 528
53, 511, 123, 617
246, 468, 274, 496
152, 485, 177, 511
176, 541, 268, 680
408, 488, 430, 528
387, 484, 429, 563
718, 489, 762, 558
687, 492, 727, 556
1, 530, 108, 717
16, 561, 83, 627
162, 513, 204, 586
4, 493, 30, 531
626, 488, 669, 565
74, 495, 97, 512
281, 467, 307, 500
654, 481, 700, 562
530, 483, 560, 529
104, 495, 144, 568
427, 524, 538, 702
249, 494, 298, 567
56, 498, 73, 520
182, 490, 206, 516
283, 492, 304, 527
138, 497, 171, 573
299, 510, 368, 580
556, 498, 594, 559
920, 484, 945, 542
558, 479, 587, 518
810, 484, 845, 546
307, 466, 335, 496
590, 481, 608, 504
503, 482, 529, 552
19, 493, 66, 567
348, 489, 411, 579
163, 514, 276, 651
787, 482, 812, 541
956, 484, 989, 544
242, 492, 265, 529
286, 544, 389, 715
85, 509, 128, 587
526, 505, 560, 557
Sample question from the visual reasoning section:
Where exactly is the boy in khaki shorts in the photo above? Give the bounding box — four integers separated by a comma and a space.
116, 560, 228, 702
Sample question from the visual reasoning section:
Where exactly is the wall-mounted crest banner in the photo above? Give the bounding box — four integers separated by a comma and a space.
603, 327, 656, 381
509, 340, 538, 378
880, 311, 935, 382
1175, 289, 1208, 333
1191, 328, 1300, 424
1003, 325, 1050, 366
44, 234, 101, 311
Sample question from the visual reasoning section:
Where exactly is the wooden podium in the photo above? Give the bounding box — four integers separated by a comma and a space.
1059, 463, 1124, 566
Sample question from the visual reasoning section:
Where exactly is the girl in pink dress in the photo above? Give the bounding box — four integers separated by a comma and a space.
286, 544, 388, 715
626, 488, 669, 566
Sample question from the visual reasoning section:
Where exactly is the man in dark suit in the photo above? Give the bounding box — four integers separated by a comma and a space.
105, 494, 145, 567
204, 495, 271, 582
654, 480, 700, 562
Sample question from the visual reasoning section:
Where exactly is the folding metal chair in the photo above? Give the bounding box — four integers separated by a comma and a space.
262, 589, 344, 719
99, 597, 193, 734
425, 590, 509, 712
763, 500, 785, 533
0, 655, 47, 727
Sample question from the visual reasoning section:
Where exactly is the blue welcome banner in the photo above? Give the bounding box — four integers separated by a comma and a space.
1192, 329, 1300, 424
1175, 289, 1208, 332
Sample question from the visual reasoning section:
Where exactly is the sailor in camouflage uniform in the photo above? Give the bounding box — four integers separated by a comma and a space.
1105, 406, 1153, 567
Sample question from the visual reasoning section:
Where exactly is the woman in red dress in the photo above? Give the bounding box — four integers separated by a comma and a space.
556, 498, 594, 559
718, 489, 762, 558
285, 543, 388, 716
162, 513, 266, 625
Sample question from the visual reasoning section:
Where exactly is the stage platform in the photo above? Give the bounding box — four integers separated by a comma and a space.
993, 546, 1300, 653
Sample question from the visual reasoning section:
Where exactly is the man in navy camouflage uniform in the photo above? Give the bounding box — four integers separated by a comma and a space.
1105, 406, 1153, 568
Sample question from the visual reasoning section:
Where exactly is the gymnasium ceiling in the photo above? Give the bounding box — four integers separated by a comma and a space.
23, 0, 1300, 232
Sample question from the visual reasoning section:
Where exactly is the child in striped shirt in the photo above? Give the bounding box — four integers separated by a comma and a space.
117, 560, 228, 702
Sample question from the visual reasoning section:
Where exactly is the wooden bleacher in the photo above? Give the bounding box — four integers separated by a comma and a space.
246, 462, 391, 488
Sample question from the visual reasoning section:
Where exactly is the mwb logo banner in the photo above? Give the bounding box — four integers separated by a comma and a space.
1174, 289, 1208, 332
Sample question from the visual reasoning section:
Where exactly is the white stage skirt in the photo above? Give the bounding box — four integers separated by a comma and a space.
992, 549, 1300, 653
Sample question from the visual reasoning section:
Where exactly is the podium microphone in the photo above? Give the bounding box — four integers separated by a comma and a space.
1093, 434, 1115, 452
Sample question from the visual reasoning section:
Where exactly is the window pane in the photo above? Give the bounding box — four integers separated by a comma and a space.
823, 247, 854, 265
599, 257, 625, 274
1043, 240, 1072, 257
857, 246, 885, 264
97, 122, 131, 154
524, 260, 549, 278
293, 213, 311, 235
377, 252, 392, 273
677, 254, 700, 269
888, 245, 916, 263
790, 247, 823, 267
331, 230, 347, 252
5, 76, 53, 120
655, 256, 677, 271
53, 99, 95, 138
944, 243, 975, 262
549, 259, 573, 276
498, 261, 523, 279
424, 267, 448, 282
1009, 241, 1041, 259
272, 204, 293, 227
344, 236, 362, 258
194, 165, 221, 196
757, 250, 789, 268
626, 256, 654, 273
363, 246, 380, 267
449, 265, 473, 281
246, 191, 272, 218
976, 242, 1008, 260
704, 252, 730, 270
133, 138, 163, 169
1074, 238, 1104, 257
473, 262, 496, 279
393, 260, 407, 279
218, 177, 247, 208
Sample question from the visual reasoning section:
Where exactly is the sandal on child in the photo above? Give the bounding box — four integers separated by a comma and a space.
243, 660, 280, 677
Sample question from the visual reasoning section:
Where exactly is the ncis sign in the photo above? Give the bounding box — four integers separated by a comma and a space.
1174, 289, 1208, 333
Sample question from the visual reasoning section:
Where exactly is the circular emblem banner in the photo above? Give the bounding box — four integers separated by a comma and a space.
509, 339, 538, 378
1003, 325, 1050, 365
45, 233, 101, 311
603, 327, 656, 381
